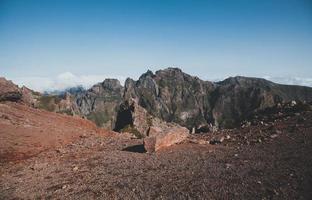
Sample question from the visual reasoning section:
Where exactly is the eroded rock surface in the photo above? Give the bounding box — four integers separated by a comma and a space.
74, 79, 124, 129
144, 125, 189, 152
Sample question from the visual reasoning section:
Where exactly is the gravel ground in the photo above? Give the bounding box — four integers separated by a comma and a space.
1, 103, 312, 199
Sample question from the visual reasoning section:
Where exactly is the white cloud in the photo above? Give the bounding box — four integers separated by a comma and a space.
8, 72, 312, 93
263, 76, 312, 87
11, 72, 126, 92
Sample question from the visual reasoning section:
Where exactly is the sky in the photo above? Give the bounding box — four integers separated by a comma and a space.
0, 0, 312, 91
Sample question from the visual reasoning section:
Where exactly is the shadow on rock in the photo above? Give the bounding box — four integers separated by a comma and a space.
122, 144, 146, 153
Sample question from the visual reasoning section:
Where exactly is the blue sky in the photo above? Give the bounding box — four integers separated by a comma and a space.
0, 0, 312, 91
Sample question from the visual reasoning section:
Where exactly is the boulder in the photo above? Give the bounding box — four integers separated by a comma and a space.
143, 126, 189, 152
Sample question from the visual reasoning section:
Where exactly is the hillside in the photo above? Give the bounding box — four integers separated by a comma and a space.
1, 96, 312, 199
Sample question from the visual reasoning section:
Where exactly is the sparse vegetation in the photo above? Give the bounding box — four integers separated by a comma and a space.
38, 95, 61, 112
87, 111, 111, 127
120, 124, 144, 139
56, 109, 73, 116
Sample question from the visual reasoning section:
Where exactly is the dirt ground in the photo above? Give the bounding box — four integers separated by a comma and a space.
0, 102, 312, 199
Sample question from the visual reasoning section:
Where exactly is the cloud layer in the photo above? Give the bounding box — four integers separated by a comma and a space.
12, 72, 126, 92
9, 72, 312, 93
263, 76, 312, 87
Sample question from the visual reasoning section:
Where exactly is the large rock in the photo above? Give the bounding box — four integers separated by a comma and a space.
114, 99, 150, 137
0, 77, 22, 102
143, 125, 189, 152
114, 98, 177, 138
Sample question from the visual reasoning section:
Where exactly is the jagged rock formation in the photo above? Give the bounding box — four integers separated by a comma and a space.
4, 67, 312, 136
122, 68, 215, 131
120, 68, 312, 130
74, 79, 123, 129
20, 86, 38, 106
67, 68, 312, 134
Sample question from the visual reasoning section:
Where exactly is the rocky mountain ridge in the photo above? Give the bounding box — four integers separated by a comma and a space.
2, 68, 312, 137
70, 68, 312, 134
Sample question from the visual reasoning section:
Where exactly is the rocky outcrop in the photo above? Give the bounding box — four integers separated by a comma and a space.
74, 79, 123, 129
0, 77, 22, 102
21, 86, 40, 107
60, 68, 312, 132
211, 76, 312, 128
123, 68, 215, 131
143, 125, 189, 152
114, 98, 184, 138
118, 68, 312, 130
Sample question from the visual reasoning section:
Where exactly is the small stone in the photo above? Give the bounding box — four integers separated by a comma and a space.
62, 185, 67, 189
197, 139, 208, 145
257, 180, 262, 184
273, 189, 279, 195
234, 154, 238, 157
270, 134, 278, 139
209, 136, 225, 145
73, 166, 78, 171
225, 163, 232, 169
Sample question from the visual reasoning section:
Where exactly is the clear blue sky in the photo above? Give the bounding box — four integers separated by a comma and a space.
0, 0, 312, 90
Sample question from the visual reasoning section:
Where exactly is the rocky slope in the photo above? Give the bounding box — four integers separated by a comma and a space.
1, 100, 312, 199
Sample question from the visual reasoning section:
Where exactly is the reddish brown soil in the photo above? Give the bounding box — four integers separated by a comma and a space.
0, 102, 110, 162
1, 102, 312, 199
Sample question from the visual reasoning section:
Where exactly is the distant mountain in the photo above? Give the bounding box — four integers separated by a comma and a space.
71, 68, 312, 133
43, 85, 86, 96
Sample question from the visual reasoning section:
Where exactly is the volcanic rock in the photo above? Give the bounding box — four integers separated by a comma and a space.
74, 79, 124, 129
143, 125, 189, 152
24, 68, 312, 131
21, 86, 40, 106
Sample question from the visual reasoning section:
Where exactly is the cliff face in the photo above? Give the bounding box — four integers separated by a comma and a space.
119, 68, 312, 130
123, 68, 215, 130
211, 76, 312, 128
74, 79, 124, 129
69, 68, 312, 132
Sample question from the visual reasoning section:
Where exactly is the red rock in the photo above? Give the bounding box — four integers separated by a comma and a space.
144, 126, 189, 152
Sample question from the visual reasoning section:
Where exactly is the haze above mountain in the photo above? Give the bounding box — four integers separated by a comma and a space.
8, 70, 312, 93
